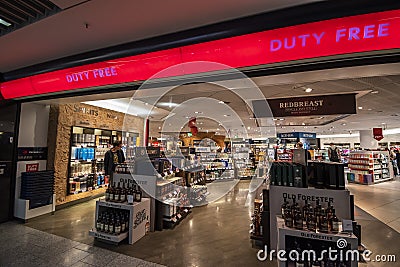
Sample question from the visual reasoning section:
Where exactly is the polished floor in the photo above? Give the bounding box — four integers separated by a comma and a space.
13, 180, 400, 266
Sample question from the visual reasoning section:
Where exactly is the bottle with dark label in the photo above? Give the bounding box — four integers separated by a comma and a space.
294, 210, 304, 230
114, 219, 121, 235
120, 182, 126, 203
109, 183, 115, 202
319, 209, 329, 233
326, 201, 334, 221
96, 214, 102, 231
121, 215, 126, 232
284, 208, 293, 228
110, 215, 115, 234
330, 208, 340, 233
104, 215, 110, 233
295, 242, 305, 267
314, 200, 322, 227
306, 211, 316, 232
291, 199, 299, 216
105, 184, 110, 201
135, 184, 142, 202
127, 184, 134, 204
281, 197, 289, 219
115, 182, 122, 203
302, 200, 309, 219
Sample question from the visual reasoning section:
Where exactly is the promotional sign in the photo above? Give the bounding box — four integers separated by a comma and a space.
17, 147, 48, 161
256, 93, 356, 117
373, 127, 384, 141
25, 163, 39, 172
1, 10, 400, 99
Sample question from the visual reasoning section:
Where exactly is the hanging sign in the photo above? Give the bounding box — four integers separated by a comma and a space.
373, 128, 384, 141
254, 93, 356, 117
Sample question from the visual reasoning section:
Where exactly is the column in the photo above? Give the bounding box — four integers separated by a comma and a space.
359, 130, 378, 149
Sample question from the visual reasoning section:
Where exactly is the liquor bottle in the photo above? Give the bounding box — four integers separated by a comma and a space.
294, 210, 304, 230
115, 182, 121, 203
96, 215, 102, 231
330, 208, 340, 233
281, 197, 289, 218
110, 216, 115, 234
145, 216, 150, 234
105, 184, 110, 201
326, 201, 334, 221
302, 200, 309, 219
120, 183, 126, 203
100, 214, 105, 232
109, 183, 115, 202
104, 215, 110, 233
291, 199, 299, 215
121, 214, 126, 233
114, 219, 121, 235
284, 208, 293, 228
135, 184, 142, 202
319, 209, 329, 233
127, 184, 134, 204
306, 211, 316, 232
295, 242, 305, 267
314, 200, 322, 227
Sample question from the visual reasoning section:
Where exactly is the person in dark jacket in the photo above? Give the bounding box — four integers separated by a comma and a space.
104, 141, 125, 183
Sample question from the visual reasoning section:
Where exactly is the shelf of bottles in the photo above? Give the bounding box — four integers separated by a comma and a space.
348, 151, 392, 184
278, 197, 357, 267
89, 198, 150, 245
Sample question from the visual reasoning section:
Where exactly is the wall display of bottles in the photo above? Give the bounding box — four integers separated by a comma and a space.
89, 198, 150, 245
348, 150, 392, 184
68, 126, 139, 194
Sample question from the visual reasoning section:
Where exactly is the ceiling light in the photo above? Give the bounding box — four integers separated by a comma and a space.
247, 126, 251, 130
0, 18, 11, 27
371, 90, 379, 94
367, 108, 372, 111
144, 102, 149, 106
157, 102, 179, 107
273, 118, 278, 121
217, 128, 220, 131
381, 122, 386, 125
305, 88, 313, 93
223, 114, 230, 117
341, 123, 346, 126
276, 123, 280, 126
218, 101, 225, 104
279, 118, 285, 121
358, 106, 363, 110
194, 111, 202, 114
301, 123, 306, 126
319, 116, 324, 119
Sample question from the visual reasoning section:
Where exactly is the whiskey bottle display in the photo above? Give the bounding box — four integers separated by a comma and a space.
330, 208, 340, 233
294, 210, 304, 230
319, 209, 329, 233
135, 184, 142, 202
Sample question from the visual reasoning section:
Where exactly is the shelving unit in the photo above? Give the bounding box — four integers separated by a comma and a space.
89, 198, 150, 245
348, 150, 392, 184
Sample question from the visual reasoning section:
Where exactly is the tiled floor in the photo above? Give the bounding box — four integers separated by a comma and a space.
2, 180, 399, 266
0, 221, 164, 267
347, 178, 400, 233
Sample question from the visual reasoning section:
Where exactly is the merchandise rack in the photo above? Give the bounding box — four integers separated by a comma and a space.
347, 151, 392, 185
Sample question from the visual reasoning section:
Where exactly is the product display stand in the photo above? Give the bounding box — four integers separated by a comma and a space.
277, 217, 358, 267
89, 198, 150, 245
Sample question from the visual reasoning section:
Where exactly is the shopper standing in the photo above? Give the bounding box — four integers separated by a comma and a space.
328, 143, 341, 162
396, 149, 400, 177
104, 141, 126, 184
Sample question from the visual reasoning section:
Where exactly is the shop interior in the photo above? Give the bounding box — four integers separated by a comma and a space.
20, 63, 400, 266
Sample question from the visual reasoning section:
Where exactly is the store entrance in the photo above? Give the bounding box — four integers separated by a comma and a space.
0, 103, 18, 222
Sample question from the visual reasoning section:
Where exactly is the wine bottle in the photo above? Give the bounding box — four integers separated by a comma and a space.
135, 184, 142, 202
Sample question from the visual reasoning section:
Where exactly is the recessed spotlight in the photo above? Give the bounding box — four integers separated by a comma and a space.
301, 123, 306, 126
273, 118, 278, 121
319, 116, 324, 119
358, 107, 363, 110
247, 126, 251, 130
371, 90, 379, 94
381, 122, 386, 125
341, 123, 347, 126
144, 102, 149, 106
194, 111, 203, 114
217, 128, 220, 131
279, 118, 285, 121
218, 101, 225, 104
367, 108, 372, 111
223, 114, 230, 117
305, 88, 313, 93
276, 123, 280, 126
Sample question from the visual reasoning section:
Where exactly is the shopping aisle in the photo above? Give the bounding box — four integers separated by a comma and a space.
347, 178, 400, 233
26, 181, 273, 267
